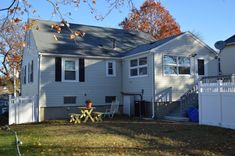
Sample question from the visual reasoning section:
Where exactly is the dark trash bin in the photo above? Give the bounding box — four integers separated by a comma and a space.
134, 100, 150, 117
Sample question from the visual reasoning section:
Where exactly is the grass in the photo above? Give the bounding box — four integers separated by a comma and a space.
0, 128, 17, 156
1, 119, 235, 156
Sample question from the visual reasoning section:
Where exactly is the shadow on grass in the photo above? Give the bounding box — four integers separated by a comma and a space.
92, 121, 235, 156
8, 120, 235, 156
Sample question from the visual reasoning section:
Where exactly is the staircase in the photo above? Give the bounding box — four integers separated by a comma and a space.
163, 85, 198, 122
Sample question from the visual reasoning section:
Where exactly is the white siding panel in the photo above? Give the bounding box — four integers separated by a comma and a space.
154, 33, 217, 100
21, 31, 39, 98
40, 56, 122, 107
122, 54, 153, 102
220, 45, 235, 75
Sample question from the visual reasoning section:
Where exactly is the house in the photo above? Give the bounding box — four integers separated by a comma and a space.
21, 19, 218, 121
219, 35, 235, 75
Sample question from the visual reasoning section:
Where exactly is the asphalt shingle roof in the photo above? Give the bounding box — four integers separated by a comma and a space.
30, 19, 156, 57
118, 33, 183, 57
225, 35, 235, 45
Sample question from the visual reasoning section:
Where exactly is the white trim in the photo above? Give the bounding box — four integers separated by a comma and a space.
129, 56, 148, 78
62, 58, 79, 82
39, 52, 122, 60
106, 60, 116, 77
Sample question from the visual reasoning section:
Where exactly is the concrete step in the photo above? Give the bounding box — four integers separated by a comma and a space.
164, 116, 189, 122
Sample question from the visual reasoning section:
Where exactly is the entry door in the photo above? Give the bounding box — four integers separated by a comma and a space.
197, 59, 205, 80
123, 96, 131, 116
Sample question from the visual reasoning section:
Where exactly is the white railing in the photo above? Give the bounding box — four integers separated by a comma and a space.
9, 95, 38, 125
155, 87, 172, 102
198, 80, 235, 129
199, 81, 235, 93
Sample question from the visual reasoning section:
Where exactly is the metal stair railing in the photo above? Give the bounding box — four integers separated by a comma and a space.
180, 85, 198, 116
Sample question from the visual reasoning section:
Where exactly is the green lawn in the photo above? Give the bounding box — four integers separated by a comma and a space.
1, 120, 235, 156
0, 128, 17, 156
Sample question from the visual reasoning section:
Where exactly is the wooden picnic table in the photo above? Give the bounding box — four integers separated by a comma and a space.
78, 107, 95, 123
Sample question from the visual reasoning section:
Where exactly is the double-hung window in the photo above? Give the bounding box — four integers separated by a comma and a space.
62, 58, 78, 81
130, 57, 148, 77
106, 61, 116, 77
163, 55, 191, 75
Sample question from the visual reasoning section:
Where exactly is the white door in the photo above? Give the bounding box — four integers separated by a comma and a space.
123, 96, 131, 116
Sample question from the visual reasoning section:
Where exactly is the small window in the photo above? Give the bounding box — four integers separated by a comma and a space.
163, 55, 177, 65
163, 66, 177, 75
198, 59, 205, 75
129, 57, 148, 77
130, 59, 138, 67
30, 60, 33, 82
178, 57, 190, 66
130, 68, 138, 76
139, 57, 147, 65
28, 62, 30, 83
24, 65, 26, 84
106, 61, 116, 77
105, 96, 116, 103
62, 58, 78, 81
64, 96, 76, 104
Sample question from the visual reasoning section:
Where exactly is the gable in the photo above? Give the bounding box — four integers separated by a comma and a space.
151, 32, 216, 56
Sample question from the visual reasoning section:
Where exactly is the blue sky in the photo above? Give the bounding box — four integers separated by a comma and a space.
1, 0, 235, 49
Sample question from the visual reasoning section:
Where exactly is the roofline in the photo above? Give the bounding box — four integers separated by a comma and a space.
121, 34, 184, 59
226, 42, 235, 46
39, 52, 122, 60
121, 51, 151, 59
149, 32, 217, 55
186, 32, 217, 55
149, 33, 185, 53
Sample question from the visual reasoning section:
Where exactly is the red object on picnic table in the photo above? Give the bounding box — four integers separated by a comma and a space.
85, 99, 92, 109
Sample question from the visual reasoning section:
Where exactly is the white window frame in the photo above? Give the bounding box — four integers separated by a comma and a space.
106, 60, 116, 77
62, 58, 78, 82
163, 55, 191, 76
129, 57, 148, 78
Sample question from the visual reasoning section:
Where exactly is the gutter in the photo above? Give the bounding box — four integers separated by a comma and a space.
37, 54, 41, 122
225, 42, 235, 46
151, 51, 155, 119
39, 52, 122, 60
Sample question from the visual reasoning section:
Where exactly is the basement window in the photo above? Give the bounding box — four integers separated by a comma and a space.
105, 96, 116, 103
64, 96, 77, 104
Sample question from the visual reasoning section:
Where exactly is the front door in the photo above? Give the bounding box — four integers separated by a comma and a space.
196, 59, 205, 81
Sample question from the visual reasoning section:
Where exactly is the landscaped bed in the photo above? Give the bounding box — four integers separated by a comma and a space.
1, 119, 235, 156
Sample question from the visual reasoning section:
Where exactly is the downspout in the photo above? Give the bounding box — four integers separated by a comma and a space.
151, 52, 155, 119
37, 54, 41, 122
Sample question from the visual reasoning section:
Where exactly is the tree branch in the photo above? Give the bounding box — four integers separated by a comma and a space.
0, 0, 17, 11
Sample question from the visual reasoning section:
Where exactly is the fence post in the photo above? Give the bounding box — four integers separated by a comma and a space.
32, 96, 35, 122
198, 81, 202, 124
231, 74, 235, 82
218, 80, 223, 126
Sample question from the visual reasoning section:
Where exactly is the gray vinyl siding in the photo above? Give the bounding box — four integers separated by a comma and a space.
122, 54, 153, 102
153, 33, 217, 101
39, 56, 122, 107
220, 45, 235, 75
21, 31, 39, 98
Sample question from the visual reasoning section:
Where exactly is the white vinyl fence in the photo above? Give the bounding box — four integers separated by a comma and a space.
198, 81, 235, 129
9, 96, 39, 125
